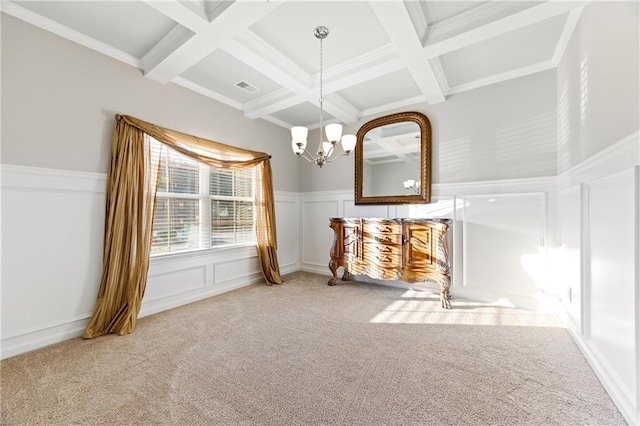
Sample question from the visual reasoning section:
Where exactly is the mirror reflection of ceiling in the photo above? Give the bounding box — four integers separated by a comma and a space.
4, 1, 584, 129
363, 122, 420, 165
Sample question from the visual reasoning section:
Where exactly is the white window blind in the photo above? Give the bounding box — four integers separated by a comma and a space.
149, 137, 256, 256
210, 168, 255, 247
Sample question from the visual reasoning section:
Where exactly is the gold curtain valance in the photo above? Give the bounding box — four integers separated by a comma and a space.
116, 114, 270, 168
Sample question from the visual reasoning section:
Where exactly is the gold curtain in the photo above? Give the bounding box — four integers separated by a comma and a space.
83, 115, 282, 339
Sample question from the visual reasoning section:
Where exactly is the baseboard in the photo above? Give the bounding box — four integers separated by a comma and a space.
1, 273, 264, 360
1, 316, 90, 360
279, 262, 300, 276
565, 325, 639, 425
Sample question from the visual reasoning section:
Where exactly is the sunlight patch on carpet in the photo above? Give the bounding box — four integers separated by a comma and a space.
370, 291, 563, 327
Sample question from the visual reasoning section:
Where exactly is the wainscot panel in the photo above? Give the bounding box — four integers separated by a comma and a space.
462, 193, 547, 308
0, 164, 299, 359
1, 165, 106, 359
556, 130, 639, 425
300, 197, 340, 271
587, 169, 637, 410
274, 191, 300, 274
557, 185, 583, 331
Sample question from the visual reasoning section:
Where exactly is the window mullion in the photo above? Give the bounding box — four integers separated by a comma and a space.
199, 164, 211, 250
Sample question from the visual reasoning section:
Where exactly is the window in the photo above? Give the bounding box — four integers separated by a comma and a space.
150, 138, 256, 255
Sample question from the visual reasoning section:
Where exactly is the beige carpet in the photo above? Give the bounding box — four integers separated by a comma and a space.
1, 272, 626, 425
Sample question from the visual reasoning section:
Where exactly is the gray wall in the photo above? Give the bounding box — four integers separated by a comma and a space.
556, 1, 639, 173
1, 13, 298, 192
298, 69, 558, 192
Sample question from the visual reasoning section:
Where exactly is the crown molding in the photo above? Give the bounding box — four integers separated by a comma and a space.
429, 57, 450, 95
424, 1, 588, 59
172, 76, 243, 110
551, 7, 584, 66
359, 95, 426, 119
2, 1, 140, 68
427, 1, 531, 45
447, 60, 555, 96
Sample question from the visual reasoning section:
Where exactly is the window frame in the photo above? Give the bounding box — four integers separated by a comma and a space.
151, 142, 257, 258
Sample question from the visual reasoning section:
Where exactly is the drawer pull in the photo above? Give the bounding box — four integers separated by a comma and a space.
377, 226, 393, 233
377, 246, 392, 253
377, 255, 391, 263
374, 235, 390, 243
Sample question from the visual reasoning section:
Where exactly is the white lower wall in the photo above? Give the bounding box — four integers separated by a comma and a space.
556, 131, 640, 425
0, 164, 300, 359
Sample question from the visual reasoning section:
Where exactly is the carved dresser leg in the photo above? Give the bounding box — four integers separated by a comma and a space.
328, 259, 338, 286
438, 275, 452, 309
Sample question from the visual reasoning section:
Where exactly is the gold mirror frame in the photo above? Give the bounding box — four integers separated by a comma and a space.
355, 111, 431, 205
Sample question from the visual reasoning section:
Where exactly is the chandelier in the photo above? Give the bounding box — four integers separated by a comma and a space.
403, 179, 421, 194
291, 26, 356, 168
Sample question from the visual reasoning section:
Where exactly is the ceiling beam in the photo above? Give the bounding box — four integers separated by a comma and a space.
242, 44, 403, 120
142, 0, 209, 33
369, 2, 446, 105
224, 31, 311, 95
243, 88, 301, 119
423, 0, 589, 58
225, 30, 360, 124
143, 1, 284, 84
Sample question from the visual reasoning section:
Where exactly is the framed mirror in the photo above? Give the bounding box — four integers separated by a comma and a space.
355, 111, 431, 205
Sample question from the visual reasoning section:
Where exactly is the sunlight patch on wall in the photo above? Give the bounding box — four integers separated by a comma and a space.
557, 79, 572, 172
580, 52, 589, 127
495, 111, 557, 176
438, 136, 472, 182
519, 246, 549, 292
408, 198, 458, 218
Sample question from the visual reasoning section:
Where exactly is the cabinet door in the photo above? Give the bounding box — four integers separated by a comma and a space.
403, 223, 437, 269
342, 223, 360, 259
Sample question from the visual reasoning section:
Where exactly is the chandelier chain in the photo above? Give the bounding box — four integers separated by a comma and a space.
319, 35, 324, 134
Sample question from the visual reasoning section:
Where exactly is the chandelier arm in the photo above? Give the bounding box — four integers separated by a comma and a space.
298, 150, 318, 163
325, 151, 350, 164
326, 143, 336, 158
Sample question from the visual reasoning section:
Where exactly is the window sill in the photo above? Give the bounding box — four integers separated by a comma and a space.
149, 242, 257, 263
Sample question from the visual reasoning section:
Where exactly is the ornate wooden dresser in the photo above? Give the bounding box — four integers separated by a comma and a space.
328, 218, 453, 308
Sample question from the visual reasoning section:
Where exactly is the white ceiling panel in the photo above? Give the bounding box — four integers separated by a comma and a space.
249, 1, 390, 74
440, 13, 569, 88
337, 69, 421, 111
3, 0, 587, 129
271, 101, 332, 128
13, 1, 180, 58
423, 1, 489, 25
181, 49, 284, 104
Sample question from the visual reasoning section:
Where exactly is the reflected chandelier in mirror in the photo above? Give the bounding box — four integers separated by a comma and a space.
355, 111, 431, 205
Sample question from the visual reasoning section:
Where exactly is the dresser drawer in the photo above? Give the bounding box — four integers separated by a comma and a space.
363, 242, 402, 256
363, 221, 401, 235
362, 232, 402, 245
364, 251, 401, 267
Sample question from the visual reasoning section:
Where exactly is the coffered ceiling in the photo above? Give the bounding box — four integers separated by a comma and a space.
2, 1, 586, 130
